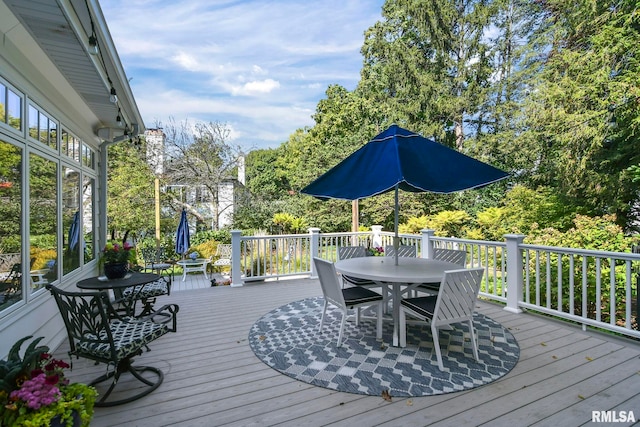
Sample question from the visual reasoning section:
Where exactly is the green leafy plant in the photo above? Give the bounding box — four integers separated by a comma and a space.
0, 336, 97, 427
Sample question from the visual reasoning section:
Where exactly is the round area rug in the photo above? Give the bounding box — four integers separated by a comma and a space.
249, 297, 519, 397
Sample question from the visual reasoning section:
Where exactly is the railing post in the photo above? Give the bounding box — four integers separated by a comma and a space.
309, 227, 321, 279
504, 234, 525, 313
371, 225, 383, 248
421, 229, 435, 259
230, 230, 243, 287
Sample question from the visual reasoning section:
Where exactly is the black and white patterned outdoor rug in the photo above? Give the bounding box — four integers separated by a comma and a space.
249, 297, 519, 397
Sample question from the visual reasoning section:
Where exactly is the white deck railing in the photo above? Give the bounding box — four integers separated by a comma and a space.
228, 228, 640, 339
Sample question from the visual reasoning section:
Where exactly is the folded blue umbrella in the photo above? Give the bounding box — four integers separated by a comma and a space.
175, 209, 191, 257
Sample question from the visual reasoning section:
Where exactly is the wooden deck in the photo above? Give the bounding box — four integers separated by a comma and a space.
53, 272, 640, 426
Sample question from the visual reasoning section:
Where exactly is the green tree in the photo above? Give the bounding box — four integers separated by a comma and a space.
107, 139, 155, 240
163, 119, 244, 229
518, 0, 640, 228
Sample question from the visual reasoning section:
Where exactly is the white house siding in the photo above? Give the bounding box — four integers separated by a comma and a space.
0, 0, 143, 358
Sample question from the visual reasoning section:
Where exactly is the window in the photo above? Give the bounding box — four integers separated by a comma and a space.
82, 176, 95, 262
0, 81, 23, 131
0, 139, 22, 311
82, 144, 95, 169
28, 104, 57, 150
62, 166, 80, 275
29, 153, 58, 290
61, 130, 81, 162
1, 74, 98, 316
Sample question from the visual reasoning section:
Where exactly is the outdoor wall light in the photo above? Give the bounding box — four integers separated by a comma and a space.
109, 87, 118, 103
88, 34, 99, 55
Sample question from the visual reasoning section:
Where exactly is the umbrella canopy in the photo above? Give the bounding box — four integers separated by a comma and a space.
175, 209, 191, 257
301, 125, 509, 264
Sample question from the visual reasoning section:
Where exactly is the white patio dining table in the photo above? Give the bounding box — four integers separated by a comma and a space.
176, 258, 210, 282
334, 256, 461, 347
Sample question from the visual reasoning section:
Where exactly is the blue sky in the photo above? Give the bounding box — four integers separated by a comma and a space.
101, 0, 385, 151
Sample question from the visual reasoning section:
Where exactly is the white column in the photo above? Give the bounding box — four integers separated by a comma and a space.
309, 228, 321, 279
504, 234, 526, 313
421, 229, 435, 259
371, 225, 383, 248
230, 230, 243, 287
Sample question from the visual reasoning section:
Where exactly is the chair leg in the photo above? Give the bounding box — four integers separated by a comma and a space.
337, 311, 347, 347
90, 358, 164, 407
432, 324, 444, 370
376, 302, 383, 341
399, 308, 407, 347
467, 319, 479, 362
319, 301, 329, 333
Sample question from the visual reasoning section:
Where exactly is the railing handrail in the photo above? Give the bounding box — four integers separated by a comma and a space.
229, 227, 640, 340
520, 242, 640, 260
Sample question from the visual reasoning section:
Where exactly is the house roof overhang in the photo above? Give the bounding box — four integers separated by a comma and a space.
1, 0, 144, 143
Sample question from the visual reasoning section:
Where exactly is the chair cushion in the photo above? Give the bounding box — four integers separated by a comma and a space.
401, 296, 437, 319
342, 286, 382, 306
417, 281, 440, 291
78, 319, 168, 360
149, 263, 172, 270
342, 275, 376, 287
122, 279, 169, 301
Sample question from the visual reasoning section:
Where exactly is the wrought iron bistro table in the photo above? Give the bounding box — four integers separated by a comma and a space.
334, 257, 460, 347
77, 272, 161, 317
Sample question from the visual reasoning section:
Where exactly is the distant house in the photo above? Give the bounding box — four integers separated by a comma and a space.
144, 129, 245, 230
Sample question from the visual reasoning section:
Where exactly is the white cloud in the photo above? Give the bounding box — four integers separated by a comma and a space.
101, 0, 385, 149
231, 79, 280, 96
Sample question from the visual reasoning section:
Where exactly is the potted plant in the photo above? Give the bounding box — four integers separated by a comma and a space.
101, 241, 134, 279
0, 336, 97, 427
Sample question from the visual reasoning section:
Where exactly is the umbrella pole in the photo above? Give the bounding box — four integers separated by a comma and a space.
394, 185, 399, 266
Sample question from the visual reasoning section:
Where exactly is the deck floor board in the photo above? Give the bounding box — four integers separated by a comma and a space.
51, 274, 640, 426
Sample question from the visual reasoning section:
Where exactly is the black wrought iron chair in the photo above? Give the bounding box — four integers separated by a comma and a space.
46, 284, 179, 407
117, 276, 172, 318
141, 247, 174, 277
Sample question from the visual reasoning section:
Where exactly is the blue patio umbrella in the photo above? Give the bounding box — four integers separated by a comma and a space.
175, 209, 191, 258
301, 125, 509, 264
67, 211, 80, 253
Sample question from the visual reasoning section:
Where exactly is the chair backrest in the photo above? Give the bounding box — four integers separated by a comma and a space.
337, 246, 367, 261
313, 257, 346, 310
385, 245, 416, 258
141, 247, 163, 264
433, 248, 467, 267
46, 285, 116, 362
7, 263, 22, 281
215, 244, 232, 258
433, 268, 484, 326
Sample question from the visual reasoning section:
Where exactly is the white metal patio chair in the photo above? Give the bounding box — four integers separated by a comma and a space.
413, 248, 468, 296
314, 257, 383, 347
399, 267, 484, 370
385, 245, 417, 258
337, 245, 377, 288
211, 244, 232, 273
